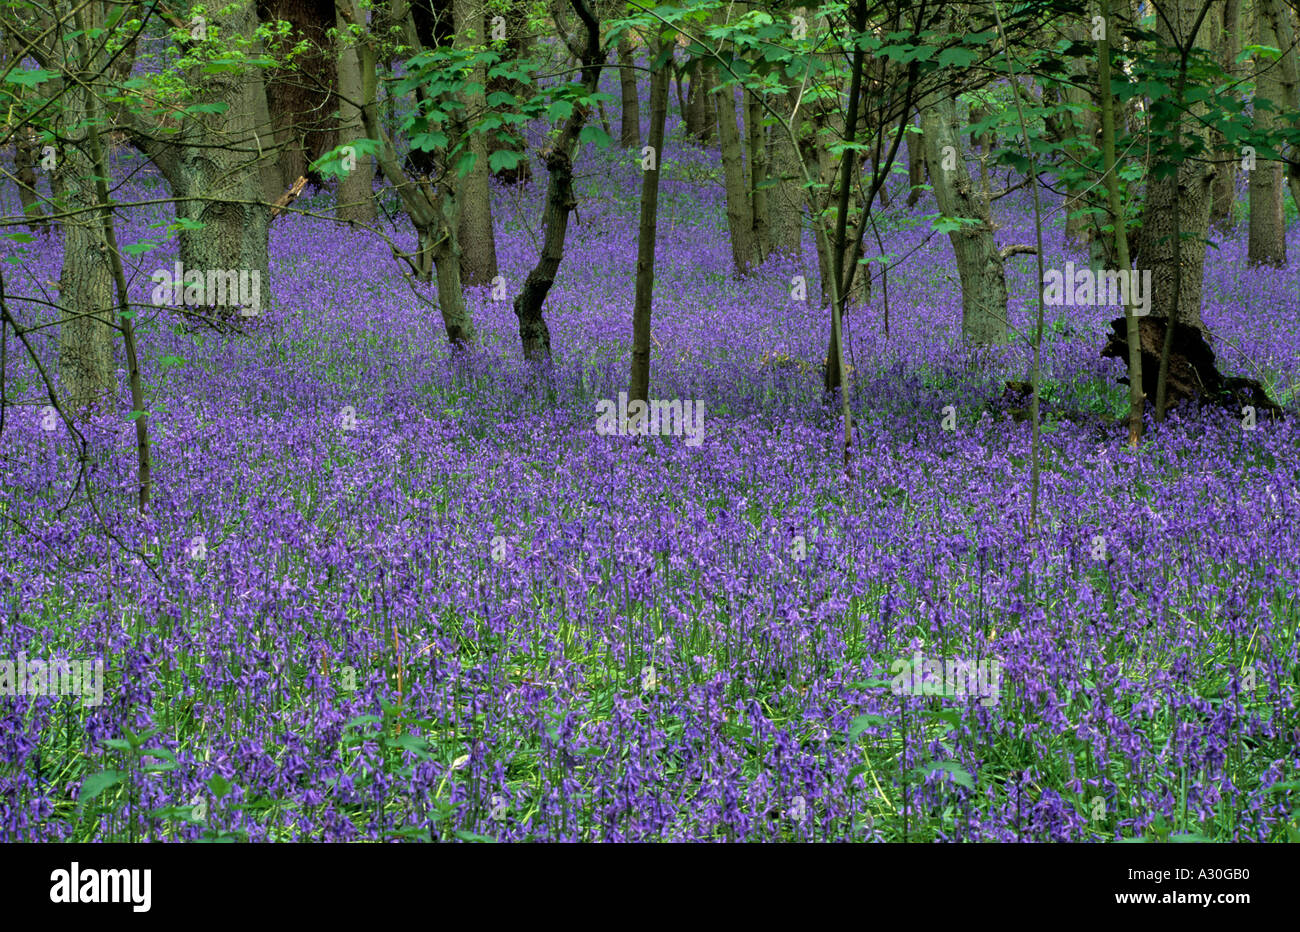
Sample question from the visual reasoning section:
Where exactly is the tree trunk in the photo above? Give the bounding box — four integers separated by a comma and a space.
808, 119, 836, 308
54, 57, 115, 411
745, 90, 770, 265
618, 34, 640, 149
1100, 0, 1145, 444
348, 0, 476, 346
1132, 0, 1214, 331
122, 1, 274, 323
178, 3, 273, 319
510, 0, 603, 362
13, 130, 47, 234
906, 112, 924, 207
920, 94, 1008, 344
258, 0, 338, 189
1, 36, 48, 231
1256, 0, 1300, 214
1249, 0, 1287, 267
684, 60, 715, 144
335, 0, 376, 223
484, 0, 534, 185
969, 101, 992, 203
767, 87, 803, 256
1054, 21, 1101, 249
453, 0, 498, 285
717, 78, 755, 275
251, 77, 286, 206
1210, 0, 1241, 227
429, 183, 474, 346
628, 35, 671, 409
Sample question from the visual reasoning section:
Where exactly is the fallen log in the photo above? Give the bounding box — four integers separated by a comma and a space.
1101, 316, 1283, 418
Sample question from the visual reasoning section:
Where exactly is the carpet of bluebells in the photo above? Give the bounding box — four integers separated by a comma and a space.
3, 90, 1300, 842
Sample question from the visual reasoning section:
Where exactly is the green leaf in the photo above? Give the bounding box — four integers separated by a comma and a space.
122, 240, 160, 257
547, 100, 574, 122
921, 708, 962, 729
923, 760, 975, 789
452, 830, 497, 842
848, 714, 887, 742
849, 677, 892, 689
196, 832, 239, 843
200, 60, 246, 74
409, 131, 449, 152
3, 232, 35, 244
578, 125, 612, 147
938, 47, 977, 69
207, 774, 232, 799
5, 67, 59, 87
158, 355, 187, 372
391, 734, 432, 755
125, 409, 148, 421
931, 215, 980, 235
79, 770, 122, 803
488, 149, 524, 173
100, 739, 133, 752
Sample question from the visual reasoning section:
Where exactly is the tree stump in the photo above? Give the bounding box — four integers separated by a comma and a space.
1101, 317, 1283, 418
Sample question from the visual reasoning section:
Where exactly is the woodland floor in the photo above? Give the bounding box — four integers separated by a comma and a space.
2, 100, 1299, 841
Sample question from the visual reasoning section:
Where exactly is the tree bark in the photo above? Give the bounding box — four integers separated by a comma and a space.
335, 0, 376, 223
251, 75, 286, 206
767, 87, 803, 256
53, 44, 115, 411
906, 111, 925, 207
453, 0, 499, 285
628, 35, 671, 409
1100, 0, 1145, 444
1054, 20, 1100, 249
124, 0, 274, 323
920, 94, 1008, 344
347, 0, 476, 346
1256, 0, 1300, 216
1210, 0, 1241, 227
484, 0, 534, 184
805, 110, 840, 309
717, 78, 755, 275
1132, 0, 1214, 332
1249, 0, 1288, 266
510, 0, 603, 362
618, 34, 640, 149
684, 59, 715, 144
12, 130, 47, 234
258, 0, 338, 189
745, 90, 770, 265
